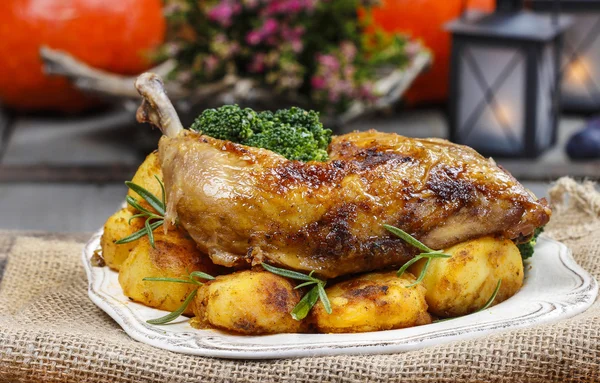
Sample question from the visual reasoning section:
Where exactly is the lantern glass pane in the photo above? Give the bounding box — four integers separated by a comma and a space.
561, 13, 600, 106
536, 42, 556, 151
457, 45, 526, 155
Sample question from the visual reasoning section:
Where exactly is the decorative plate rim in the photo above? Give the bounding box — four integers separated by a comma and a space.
82, 228, 598, 359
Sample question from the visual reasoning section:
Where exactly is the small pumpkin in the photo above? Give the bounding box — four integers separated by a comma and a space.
0, 0, 166, 112
370, 0, 494, 105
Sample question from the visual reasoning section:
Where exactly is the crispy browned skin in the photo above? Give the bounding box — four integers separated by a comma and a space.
158, 130, 551, 279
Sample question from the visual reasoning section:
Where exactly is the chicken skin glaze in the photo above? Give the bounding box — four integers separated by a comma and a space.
135, 73, 551, 279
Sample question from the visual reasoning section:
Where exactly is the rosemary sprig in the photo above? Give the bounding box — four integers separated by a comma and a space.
478, 279, 502, 312
143, 271, 215, 325
434, 279, 502, 323
261, 263, 332, 320
115, 176, 166, 248
383, 224, 452, 287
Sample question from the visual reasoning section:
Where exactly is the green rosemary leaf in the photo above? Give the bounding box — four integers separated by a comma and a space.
419, 251, 452, 259
126, 181, 166, 216
145, 218, 156, 248
291, 285, 320, 321
142, 277, 197, 284
261, 263, 313, 281
317, 283, 332, 314
115, 220, 163, 245
434, 279, 503, 322
396, 255, 423, 277
477, 279, 502, 312
294, 281, 317, 290
189, 271, 215, 281
128, 213, 147, 225
155, 175, 166, 207
383, 224, 433, 253
125, 196, 162, 219
147, 289, 198, 325
406, 257, 432, 287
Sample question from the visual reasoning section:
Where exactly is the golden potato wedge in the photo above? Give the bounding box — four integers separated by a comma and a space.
126, 151, 163, 213
119, 226, 222, 315
100, 208, 144, 271
409, 236, 524, 318
311, 271, 431, 333
193, 270, 305, 335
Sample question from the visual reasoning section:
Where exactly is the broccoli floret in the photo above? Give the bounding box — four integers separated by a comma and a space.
190, 105, 258, 142
189, 105, 332, 162
517, 227, 544, 260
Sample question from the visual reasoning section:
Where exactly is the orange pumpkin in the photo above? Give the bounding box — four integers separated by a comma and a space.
370, 0, 494, 105
0, 0, 166, 112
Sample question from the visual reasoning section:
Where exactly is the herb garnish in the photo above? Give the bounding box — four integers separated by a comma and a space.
261, 263, 332, 320
383, 224, 452, 287
115, 176, 166, 248
142, 271, 215, 325
478, 279, 502, 312
434, 279, 502, 323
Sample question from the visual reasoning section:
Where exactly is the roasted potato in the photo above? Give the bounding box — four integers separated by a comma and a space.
100, 208, 144, 271
126, 151, 163, 213
311, 271, 431, 333
118, 226, 221, 315
409, 236, 524, 318
193, 270, 305, 334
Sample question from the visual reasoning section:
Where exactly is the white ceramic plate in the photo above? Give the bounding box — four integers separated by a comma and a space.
83, 229, 598, 359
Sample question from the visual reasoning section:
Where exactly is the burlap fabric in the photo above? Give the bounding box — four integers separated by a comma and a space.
0, 178, 599, 383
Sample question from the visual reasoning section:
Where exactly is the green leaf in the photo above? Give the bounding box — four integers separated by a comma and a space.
261, 263, 313, 281
147, 289, 198, 325
294, 281, 317, 290
435, 279, 503, 322
396, 255, 423, 277
383, 224, 433, 253
406, 257, 432, 287
189, 271, 215, 281
145, 218, 156, 248
115, 220, 163, 245
126, 181, 166, 216
291, 285, 320, 321
128, 213, 147, 225
142, 277, 198, 285
419, 251, 452, 259
477, 279, 502, 312
125, 196, 158, 218
155, 175, 166, 207
317, 283, 332, 314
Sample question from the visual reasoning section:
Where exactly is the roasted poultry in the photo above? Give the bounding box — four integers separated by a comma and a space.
135, 73, 551, 279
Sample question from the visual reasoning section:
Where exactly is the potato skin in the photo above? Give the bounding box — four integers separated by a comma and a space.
193, 270, 305, 335
311, 271, 431, 333
118, 226, 221, 315
126, 151, 163, 213
409, 236, 524, 318
100, 208, 144, 271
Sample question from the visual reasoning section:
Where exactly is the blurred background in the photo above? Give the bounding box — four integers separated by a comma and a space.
0, 0, 598, 232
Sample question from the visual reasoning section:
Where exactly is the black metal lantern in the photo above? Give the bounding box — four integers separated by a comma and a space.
532, 0, 600, 112
446, 11, 571, 158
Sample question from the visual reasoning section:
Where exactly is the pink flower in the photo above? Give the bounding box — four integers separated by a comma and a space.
262, 18, 279, 35
248, 53, 267, 73
207, 1, 241, 27
311, 76, 326, 89
340, 41, 357, 61
246, 18, 279, 45
246, 31, 262, 45
204, 55, 220, 74
318, 54, 340, 71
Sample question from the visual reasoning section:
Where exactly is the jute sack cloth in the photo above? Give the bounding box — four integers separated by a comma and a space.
0, 177, 599, 383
